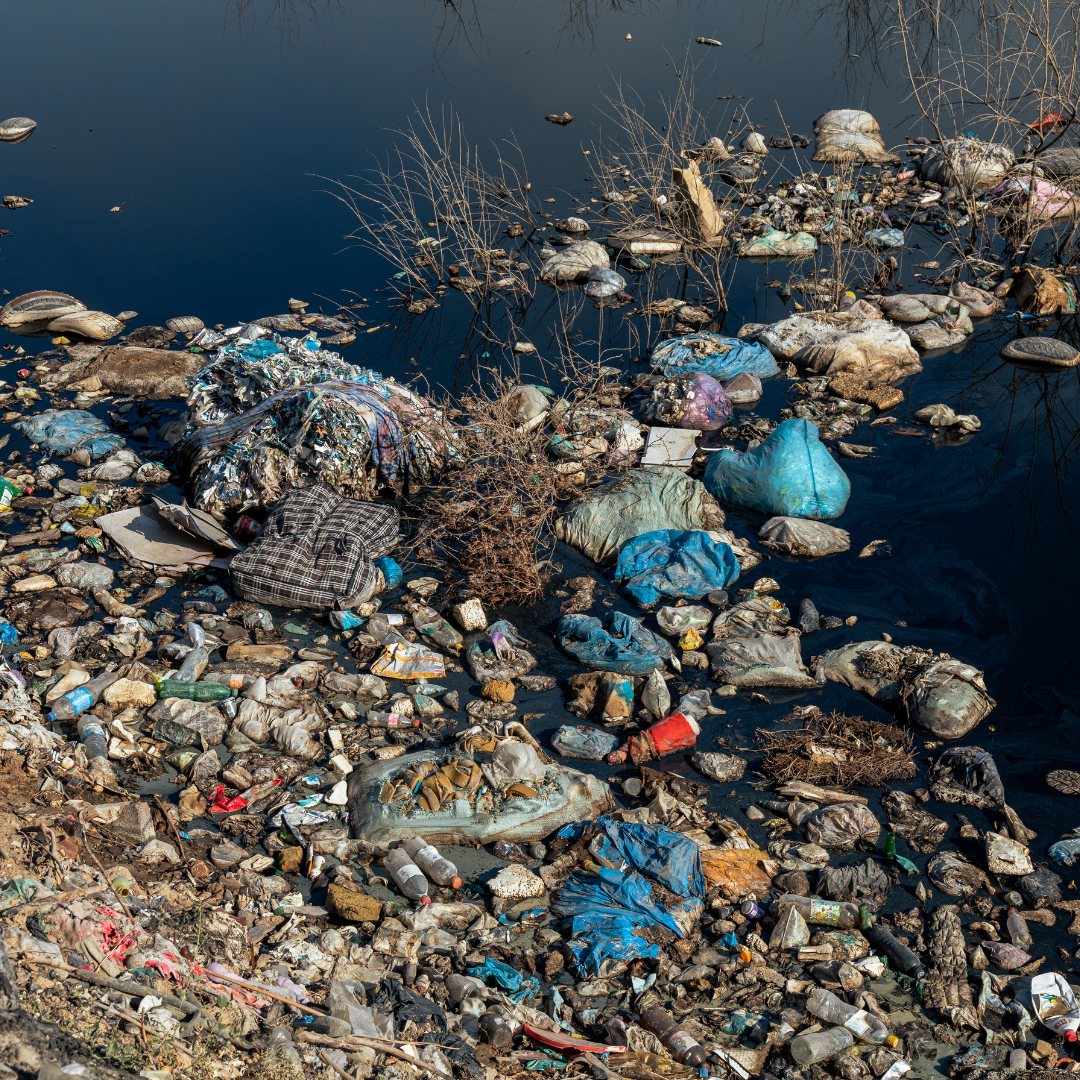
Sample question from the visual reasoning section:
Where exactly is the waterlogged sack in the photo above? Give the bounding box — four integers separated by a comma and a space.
705, 631, 817, 689
551, 725, 618, 761
920, 137, 1016, 190
650, 332, 778, 381
554, 466, 726, 566
738, 229, 818, 258
655, 605, 712, 638
927, 850, 989, 896
803, 804, 882, 851
813, 110, 898, 165
641, 372, 732, 430
13, 410, 125, 460
863, 228, 905, 249
583, 265, 627, 298
949, 281, 1003, 318
540, 240, 610, 283
557, 611, 676, 675
1049, 828, 1080, 866
703, 419, 851, 520
615, 529, 740, 608
758, 516, 850, 557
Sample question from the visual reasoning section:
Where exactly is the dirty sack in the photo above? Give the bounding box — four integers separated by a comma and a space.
758, 516, 850, 557
705, 631, 817, 689
13, 410, 126, 460
641, 372, 732, 430
812, 110, 899, 164
738, 229, 818, 258
816, 859, 892, 910
813, 641, 995, 739
803, 803, 881, 850
928, 746, 1004, 807
750, 316, 921, 383
650, 332, 778, 381
557, 611, 676, 674
880, 790, 949, 852
920, 137, 1016, 190
703, 418, 851, 520
985, 175, 1080, 221
229, 482, 399, 610
539, 240, 611, 283
927, 851, 990, 897
554, 466, 725, 566
614, 529, 740, 607
1007, 264, 1078, 316
551, 725, 618, 760
179, 333, 459, 515
84, 345, 202, 398
348, 748, 613, 846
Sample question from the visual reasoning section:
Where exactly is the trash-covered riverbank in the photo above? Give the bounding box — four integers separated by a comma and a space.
2, 70, 1080, 1080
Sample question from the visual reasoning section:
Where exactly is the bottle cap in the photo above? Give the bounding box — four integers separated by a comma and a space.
1069, 1032, 1077, 1042
449, 876, 462, 889
886, 1036, 899, 1048
419, 895, 432, 906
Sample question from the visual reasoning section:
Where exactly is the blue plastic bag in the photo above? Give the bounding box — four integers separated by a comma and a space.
374, 557, 402, 590
615, 529, 740, 607
466, 958, 538, 1002
563, 912, 661, 974
556, 611, 674, 674
703, 418, 850, 520
0, 621, 17, 646
651, 332, 779, 381
13, 410, 126, 460
589, 820, 707, 897
553, 868, 698, 937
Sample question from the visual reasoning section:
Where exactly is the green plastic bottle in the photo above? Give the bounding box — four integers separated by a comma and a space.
155, 679, 236, 701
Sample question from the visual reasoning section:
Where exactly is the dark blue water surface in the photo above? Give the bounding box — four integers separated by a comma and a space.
2, 0, 1080, 990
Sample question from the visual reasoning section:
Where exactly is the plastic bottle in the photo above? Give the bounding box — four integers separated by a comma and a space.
760, 798, 816, 825
203, 672, 259, 693
638, 1003, 708, 1067
47, 672, 120, 721
266, 1026, 302, 1070
790, 1026, 854, 1065
173, 646, 209, 682
413, 606, 463, 653
330, 610, 365, 631
807, 988, 892, 1044
1006, 908, 1033, 950
402, 836, 462, 889
155, 679, 236, 701
76, 715, 109, 760
383, 848, 431, 905
776, 894, 859, 929
859, 904, 928, 979
366, 711, 420, 729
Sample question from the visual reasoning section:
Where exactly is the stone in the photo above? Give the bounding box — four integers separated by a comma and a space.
488, 864, 545, 900
481, 679, 515, 703
210, 842, 247, 868
277, 846, 304, 873
110, 802, 156, 845
103, 678, 157, 710
326, 780, 348, 805
450, 598, 487, 632
442, 691, 460, 711
326, 885, 383, 923
691, 752, 746, 782
745, 805, 766, 820
139, 839, 180, 865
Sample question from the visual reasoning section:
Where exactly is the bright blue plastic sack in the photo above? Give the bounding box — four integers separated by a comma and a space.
651, 332, 779, 381
590, 820, 707, 896
553, 868, 698, 937
556, 611, 674, 674
703, 418, 851, 520
563, 912, 661, 974
615, 529, 740, 607
13, 410, 126, 460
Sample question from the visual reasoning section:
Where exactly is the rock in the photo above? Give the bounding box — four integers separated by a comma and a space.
189, 859, 211, 878
985, 831, 1033, 876
451, 598, 488, 631
210, 842, 246, 868
798, 598, 821, 633
54, 562, 114, 590
442, 691, 460, 711
277, 846, 304, 873
326, 780, 348, 805
110, 802, 157, 846
746, 805, 765, 820
326, 885, 383, 923
691, 752, 746, 782
139, 839, 180, 865
103, 678, 157, 711
775, 870, 811, 895
488, 864, 545, 900
481, 679, 515, 702
676, 964, 715, 982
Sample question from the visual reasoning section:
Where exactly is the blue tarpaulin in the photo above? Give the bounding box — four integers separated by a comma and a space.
14, 410, 126, 461
590, 819, 707, 897
615, 529, 740, 607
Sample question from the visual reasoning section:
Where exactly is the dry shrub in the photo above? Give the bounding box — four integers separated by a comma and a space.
756, 710, 917, 786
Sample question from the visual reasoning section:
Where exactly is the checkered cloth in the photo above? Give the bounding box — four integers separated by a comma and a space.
230, 482, 399, 610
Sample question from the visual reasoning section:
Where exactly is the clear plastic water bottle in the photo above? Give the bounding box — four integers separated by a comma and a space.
173, 646, 209, 682
47, 672, 120, 721
790, 1027, 854, 1065
1006, 907, 1033, 950
402, 835, 462, 888
807, 987, 893, 1044
383, 848, 431, 905
77, 715, 109, 760
413, 606, 463, 653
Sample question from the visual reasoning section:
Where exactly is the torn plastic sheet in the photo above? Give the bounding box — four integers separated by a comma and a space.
178, 334, 460, 516
466, 958, 539, 1002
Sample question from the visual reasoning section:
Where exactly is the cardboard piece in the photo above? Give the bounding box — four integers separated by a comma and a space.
97, 504, 230, 571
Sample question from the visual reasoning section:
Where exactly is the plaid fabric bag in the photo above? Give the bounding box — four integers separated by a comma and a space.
230, 482, 399, 610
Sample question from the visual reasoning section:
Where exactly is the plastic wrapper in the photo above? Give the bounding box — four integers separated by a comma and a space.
655, 605, 712, 638
803, 803, 881, 850
758, 516, 850, 557
551, 725, 618, 760
738, 228, 818, 257
557, 611, 677, 674
650, 332, 778, 381
706, 630, 817, 689
370, 640, 446, 681
615, 529, 740, 608
704, 419, 851, 520
13, 410, 125, 460
583, 265, 627, 298
699, 847, 775, 900
178, 333, 459, 516
463, 621, 536, 682
641, 372, 732, 430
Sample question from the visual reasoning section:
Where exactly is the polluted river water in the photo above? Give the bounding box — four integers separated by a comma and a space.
0, 1, 1079, 1079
